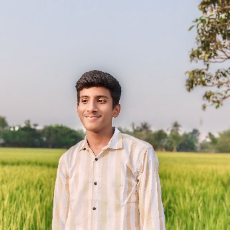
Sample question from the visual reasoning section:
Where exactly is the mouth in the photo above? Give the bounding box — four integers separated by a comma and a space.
85, 115, 102, 121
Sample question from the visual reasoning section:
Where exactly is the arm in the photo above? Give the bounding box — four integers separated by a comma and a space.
52, 155, 70, 230
138, 147, 166, 230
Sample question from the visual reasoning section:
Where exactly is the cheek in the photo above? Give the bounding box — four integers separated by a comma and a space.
77, 106, 84, 117
102, 108, 113, 119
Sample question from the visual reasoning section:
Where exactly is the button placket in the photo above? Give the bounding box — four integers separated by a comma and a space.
91, 155, 101, 226
93, 156, 99, 200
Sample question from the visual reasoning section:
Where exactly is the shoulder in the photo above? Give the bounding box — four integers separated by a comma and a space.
58, 140, 85, 167
121, 132, 153, 151
120, 133, 159, 171
121, 133, 159, 166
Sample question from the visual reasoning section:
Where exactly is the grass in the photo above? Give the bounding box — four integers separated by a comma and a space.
159, 152, 230, 230
0, 148, 64, 167
0, 148, 229, 230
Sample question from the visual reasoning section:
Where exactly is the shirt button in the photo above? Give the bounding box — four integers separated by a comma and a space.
93, 207, 96, 210
95, 158, 98, 161
94, 182, 97, 185
83, 148, 86, 150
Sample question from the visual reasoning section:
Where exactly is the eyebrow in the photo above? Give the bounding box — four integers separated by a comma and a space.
80, 95, 109, 99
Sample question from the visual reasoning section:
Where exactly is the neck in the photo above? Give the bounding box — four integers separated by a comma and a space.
86, 126, 115, 156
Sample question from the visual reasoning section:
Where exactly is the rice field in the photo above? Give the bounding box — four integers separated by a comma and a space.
0, 148, 229, 230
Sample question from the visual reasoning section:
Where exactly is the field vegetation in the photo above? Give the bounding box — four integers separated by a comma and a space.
0, 148, 229, 230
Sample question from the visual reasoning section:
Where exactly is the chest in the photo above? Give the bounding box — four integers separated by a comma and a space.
68, 148, 140, 204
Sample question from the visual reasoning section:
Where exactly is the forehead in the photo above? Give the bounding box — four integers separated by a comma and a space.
79, 87, 111, 98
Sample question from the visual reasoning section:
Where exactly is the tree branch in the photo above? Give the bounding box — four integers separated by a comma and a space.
205, 80, 230, 87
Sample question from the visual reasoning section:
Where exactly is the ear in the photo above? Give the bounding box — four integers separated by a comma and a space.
112, 104, 121, 118
77, 102, 79, 115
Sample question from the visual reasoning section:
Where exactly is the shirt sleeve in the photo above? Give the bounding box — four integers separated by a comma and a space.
52, 155, 70, 230
138, 147, 166, 230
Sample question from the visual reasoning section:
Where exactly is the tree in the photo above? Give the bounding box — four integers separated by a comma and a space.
19, 120, 43, 147
208, 132, 218, 144
42, 125, 84, 148
24, 120, 31, 128
167, 121, 182, 151
168, 121, 182, 132
3, 120, 43, 147
131, 122, 138, 133
147, 130, 169, 151
186, 0, 230, 110
177, 129, 200, 152
138, 122, 151, 133
169, 130, 182, 152
201, 130, 230, 153
0, 116, 8, 130
0, 116, 9, 146
131, 122, 151, 133
215, 129, 230, 152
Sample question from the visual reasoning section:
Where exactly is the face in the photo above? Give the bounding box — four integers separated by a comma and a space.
77, 87, 120, 133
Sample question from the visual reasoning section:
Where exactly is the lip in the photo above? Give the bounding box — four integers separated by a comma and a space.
85, 115, 101, 120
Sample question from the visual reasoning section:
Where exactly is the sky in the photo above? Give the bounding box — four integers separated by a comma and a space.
1, 0, 230, 138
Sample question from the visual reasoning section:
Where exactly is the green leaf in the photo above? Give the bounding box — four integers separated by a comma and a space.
188, 25, 195, 31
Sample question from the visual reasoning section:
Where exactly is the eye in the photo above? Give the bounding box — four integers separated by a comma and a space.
81, 99, 88, 103
98, 99, 106, 103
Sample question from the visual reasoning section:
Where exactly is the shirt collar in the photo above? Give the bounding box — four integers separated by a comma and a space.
79, 127, 123, 151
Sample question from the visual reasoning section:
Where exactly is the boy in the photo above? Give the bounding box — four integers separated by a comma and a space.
52, 70, 165, 230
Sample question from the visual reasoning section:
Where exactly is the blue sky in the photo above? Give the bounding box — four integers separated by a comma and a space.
1, 0, 230, 137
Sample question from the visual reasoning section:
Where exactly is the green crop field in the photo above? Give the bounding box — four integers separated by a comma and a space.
0, 148, 229, 230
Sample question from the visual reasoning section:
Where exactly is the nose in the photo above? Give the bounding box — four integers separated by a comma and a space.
87, 99, 98, 113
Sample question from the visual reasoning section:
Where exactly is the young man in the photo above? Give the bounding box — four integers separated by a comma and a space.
52, 70, 166, 230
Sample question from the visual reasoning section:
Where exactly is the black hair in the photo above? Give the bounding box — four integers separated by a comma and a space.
75, 70, 121, 108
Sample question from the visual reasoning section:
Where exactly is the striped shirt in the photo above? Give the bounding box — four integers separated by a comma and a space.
52, 127, 166, 230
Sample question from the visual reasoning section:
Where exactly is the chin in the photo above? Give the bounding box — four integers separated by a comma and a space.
83, 123, 102, 133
